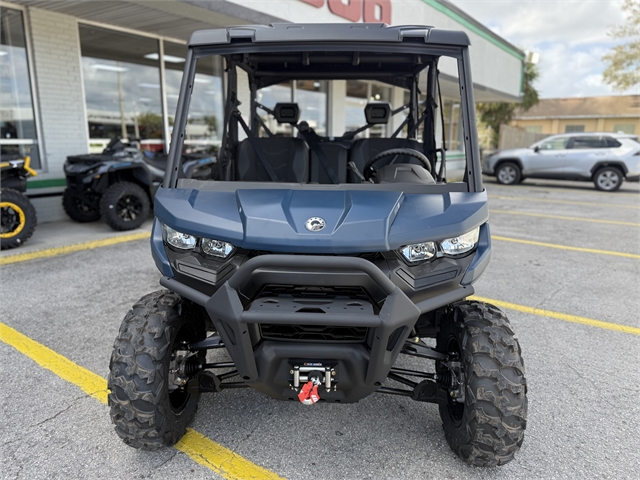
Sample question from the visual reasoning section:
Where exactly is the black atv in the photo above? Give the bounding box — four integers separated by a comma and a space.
62, 138, 216, 231
1, 155, 37, 250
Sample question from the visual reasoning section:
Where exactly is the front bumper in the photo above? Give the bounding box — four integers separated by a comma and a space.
160, 255, 473, 402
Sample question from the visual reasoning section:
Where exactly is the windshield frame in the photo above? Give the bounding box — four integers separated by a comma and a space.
163, 41, 482, 193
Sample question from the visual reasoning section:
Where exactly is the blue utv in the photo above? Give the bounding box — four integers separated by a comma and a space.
108, 23, 527, 467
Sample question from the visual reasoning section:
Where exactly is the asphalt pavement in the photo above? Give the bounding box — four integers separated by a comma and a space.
1, 177, 639, 479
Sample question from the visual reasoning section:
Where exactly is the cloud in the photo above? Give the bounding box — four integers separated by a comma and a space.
533, 43, 616, 97
448, 0, 633, 97
451, 0, 626, 48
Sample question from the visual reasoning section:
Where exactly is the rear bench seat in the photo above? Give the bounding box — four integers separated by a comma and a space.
236, 137, 309, 182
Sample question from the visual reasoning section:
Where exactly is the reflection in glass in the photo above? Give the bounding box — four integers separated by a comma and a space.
346, 80, 367, 135
257, 82, 292, 136
165, 42, 224, 153
345, 81, 389, 138
0, 7, 41, 167
443, 101, 462, 151
188, 55, 224, 152
79, 25, 163, 152
296, 80, 327, 136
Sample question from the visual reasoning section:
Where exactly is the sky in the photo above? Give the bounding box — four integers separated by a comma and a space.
448, 0, 637, 98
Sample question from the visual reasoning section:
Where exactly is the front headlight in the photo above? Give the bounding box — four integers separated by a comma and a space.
163, 225, 196, 250
201, 238, 235, 258
400, 242, 436, 263
440, 227, 480, 256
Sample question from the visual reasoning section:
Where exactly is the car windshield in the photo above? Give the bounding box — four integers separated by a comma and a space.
168, 43, 478, 192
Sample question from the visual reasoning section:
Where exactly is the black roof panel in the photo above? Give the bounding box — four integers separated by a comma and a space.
188, 23, 470, 47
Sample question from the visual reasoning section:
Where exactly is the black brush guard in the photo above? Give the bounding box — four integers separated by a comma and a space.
161, 255, 422, 402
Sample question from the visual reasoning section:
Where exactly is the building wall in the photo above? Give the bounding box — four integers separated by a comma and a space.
227, 0, 524, 99
27, 7, 88, 221
513, 117, 640, 135
29, 8, 88, 180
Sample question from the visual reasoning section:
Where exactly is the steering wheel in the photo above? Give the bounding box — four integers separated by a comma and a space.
363, 148, 431, 181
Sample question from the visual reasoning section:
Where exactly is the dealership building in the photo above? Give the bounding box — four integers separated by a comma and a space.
1, 0, 524, 222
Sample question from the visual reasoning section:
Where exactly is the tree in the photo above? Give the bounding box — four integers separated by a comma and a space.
476, 60, 540, 149
602, 0, 640, 91
136, 112, 163, 139
203, 115, 219, 136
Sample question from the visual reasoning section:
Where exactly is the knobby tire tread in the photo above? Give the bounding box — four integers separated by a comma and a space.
438, 300, 528, 467
108, 290, 202, 450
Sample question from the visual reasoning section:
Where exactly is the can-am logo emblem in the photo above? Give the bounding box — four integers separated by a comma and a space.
305, 217, 326, 232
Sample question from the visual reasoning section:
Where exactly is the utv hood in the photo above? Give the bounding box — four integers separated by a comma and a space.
154, 187, 488, 254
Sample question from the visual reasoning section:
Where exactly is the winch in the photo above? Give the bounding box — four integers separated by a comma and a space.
290, 362, 337, 404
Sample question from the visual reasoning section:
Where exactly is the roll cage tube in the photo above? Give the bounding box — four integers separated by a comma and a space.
459, 48, 482, 191
164, 43, 482, 192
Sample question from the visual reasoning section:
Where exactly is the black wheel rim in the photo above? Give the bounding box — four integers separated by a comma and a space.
74, 196, 97, 214
1, 205, 22, 235
116, 195, 143, 222
442, 335, 465, 425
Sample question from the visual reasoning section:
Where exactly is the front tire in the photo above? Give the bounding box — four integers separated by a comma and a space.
108, 291, 206, 450
99, 181, 150, 231
437, 301, 527, 467
1, 188, 37, 250
62, 188, 101, 223
495, 162, 522, 185
593, 166, 623, 192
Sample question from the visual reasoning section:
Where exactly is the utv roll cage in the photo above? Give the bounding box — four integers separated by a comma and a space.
163, 24, 482, 192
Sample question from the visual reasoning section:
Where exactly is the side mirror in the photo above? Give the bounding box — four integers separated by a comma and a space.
533, 146, 540, 153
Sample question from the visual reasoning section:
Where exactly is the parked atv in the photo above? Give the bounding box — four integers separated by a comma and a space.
63, 138, 216, 231
1, 155, 37, 250
108, 24, 527, 467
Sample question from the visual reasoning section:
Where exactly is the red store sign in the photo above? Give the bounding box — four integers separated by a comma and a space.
299, 0, 392, 24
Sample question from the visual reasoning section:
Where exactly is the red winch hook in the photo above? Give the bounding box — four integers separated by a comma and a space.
297, 379, 320, 405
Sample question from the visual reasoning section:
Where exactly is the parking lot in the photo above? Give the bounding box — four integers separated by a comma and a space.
1, 178, 639, 480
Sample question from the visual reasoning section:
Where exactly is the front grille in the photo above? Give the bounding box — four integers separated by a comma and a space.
260, 324, 368, 343
258, 284, 372, 303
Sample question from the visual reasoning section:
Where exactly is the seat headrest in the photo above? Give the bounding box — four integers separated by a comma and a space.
274, 103, 300, 124
364, 102, 391, 124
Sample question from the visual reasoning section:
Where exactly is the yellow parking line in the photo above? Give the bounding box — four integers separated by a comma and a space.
0, 322, 285, 480
489, 194, 640, 210
0, 322, 108, 403
0, 232, 151, 266
489, 209, 640, 227
470, 296, 640, 336
492, 235, 640, 259
176, 429, 283, 480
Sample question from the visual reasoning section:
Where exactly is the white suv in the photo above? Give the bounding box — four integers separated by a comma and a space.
483, 132, 640, 191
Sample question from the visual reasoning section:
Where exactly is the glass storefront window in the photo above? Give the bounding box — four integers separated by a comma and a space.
296, 80, 327, 136
79, 25, 163, 152
0, 7, 41, 168
165, 42, 224, 153
345, 80, 368, 136
442, 100, 462, 151
257, 81, 293, 136
345, 81, 390, 138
